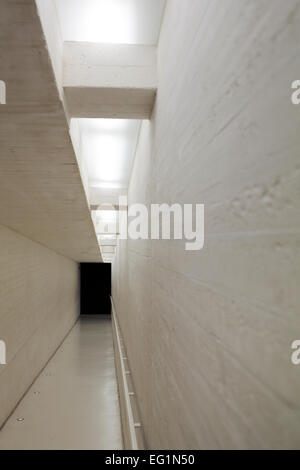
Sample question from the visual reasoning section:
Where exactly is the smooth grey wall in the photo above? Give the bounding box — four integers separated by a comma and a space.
112, 0, 300, 449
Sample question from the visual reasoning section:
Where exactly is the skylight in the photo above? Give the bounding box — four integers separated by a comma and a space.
55, 0, 166, 45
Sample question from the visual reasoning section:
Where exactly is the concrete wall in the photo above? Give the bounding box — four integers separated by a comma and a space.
112, 0, 300, 449
0, 0, 101, 263
0, 224, 79, 428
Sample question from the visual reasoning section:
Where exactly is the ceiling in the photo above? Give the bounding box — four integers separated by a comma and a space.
52, 0, 166, 262
70, 118, 140, 263
78, 118, 140, 189
55, 0, 166, 45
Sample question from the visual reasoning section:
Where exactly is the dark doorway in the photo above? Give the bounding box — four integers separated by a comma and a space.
80, 263, 111, 315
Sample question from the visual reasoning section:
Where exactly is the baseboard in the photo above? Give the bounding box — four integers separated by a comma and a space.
111, 297, 145, 450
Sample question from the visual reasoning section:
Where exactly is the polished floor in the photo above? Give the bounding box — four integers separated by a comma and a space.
0, 315, 123, 450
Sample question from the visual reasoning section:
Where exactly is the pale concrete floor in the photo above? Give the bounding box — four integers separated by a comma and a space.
0, 315, 123, 450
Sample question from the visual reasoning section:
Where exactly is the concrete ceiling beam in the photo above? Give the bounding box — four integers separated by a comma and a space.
0, 0, 101, 262
63, 42, 157, 119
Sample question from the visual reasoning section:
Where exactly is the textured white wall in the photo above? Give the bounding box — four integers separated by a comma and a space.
112, 0, 300, 449
0, 224, 79, 428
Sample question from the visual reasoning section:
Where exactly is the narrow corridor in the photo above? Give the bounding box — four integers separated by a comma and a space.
0, 316, 123, 450
0, 0, 299, 451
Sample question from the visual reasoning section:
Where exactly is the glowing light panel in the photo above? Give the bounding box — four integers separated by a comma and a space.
55, 0, 166, 45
